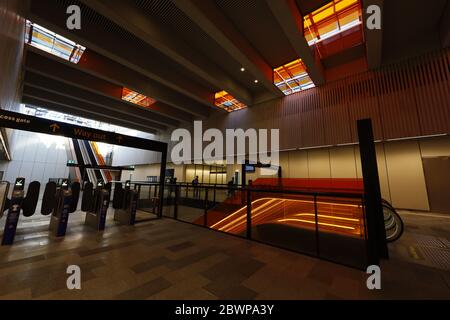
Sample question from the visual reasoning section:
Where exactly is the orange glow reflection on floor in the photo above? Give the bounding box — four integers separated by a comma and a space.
277, 218, 356, 230
210, 197, 364, 237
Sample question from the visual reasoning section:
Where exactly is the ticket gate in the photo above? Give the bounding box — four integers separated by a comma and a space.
84, 181, 110, 231
48, 179, 80, 237
2, 178, 40, 245
113, 180, 138, 225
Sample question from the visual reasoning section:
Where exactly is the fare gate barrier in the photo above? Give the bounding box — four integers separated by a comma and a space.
113, 180, 138, 225
47, 180, 81, 237
2, 178, 40, 245
83, 181, 110, 231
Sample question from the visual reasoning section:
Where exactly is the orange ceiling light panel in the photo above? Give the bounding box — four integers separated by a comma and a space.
214, 91, 247, 112
121, 87, 156, 108
303, 0, 362, 46
273, 59, 315, 95
25, 20, 85, 64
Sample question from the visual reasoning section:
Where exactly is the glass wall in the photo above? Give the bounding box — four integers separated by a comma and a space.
185, 164, 226, 185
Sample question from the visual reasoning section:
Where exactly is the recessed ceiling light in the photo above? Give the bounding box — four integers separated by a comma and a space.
240, 67, 245, 72
254, 79, 259, 83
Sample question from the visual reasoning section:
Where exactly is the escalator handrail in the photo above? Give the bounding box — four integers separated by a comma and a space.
382, 201, 404, 242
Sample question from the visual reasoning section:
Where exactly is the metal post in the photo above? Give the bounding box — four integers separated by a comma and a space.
174, 185, 179, 220
246, 187, 252, 239
158, 148, 167, 218
213, 184, 216, 205
357, 118, 388, 265
314, 194, 320, 257
203, 188, 208, 227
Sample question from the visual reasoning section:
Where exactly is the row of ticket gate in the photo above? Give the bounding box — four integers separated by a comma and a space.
1, 177, 140, 245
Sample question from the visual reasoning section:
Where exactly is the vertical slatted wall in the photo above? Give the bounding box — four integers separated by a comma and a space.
220, 49, 450, 150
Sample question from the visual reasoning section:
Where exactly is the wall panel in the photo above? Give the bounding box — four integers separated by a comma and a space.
205, 48, 449, 153
384, 140, 429, 210
0, 0, 26, 112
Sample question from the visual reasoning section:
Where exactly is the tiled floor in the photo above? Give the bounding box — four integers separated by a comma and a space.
0, 209, 449, 300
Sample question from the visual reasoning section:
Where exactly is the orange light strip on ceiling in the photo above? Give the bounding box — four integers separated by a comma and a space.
121, 87, 156, 108
214, 90, 247, 112
304, 0, 362, 46
273, 59, 315, 95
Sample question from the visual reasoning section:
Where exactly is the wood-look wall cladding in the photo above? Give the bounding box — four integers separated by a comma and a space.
207, 49, 450, 150
0, 0, 26, 112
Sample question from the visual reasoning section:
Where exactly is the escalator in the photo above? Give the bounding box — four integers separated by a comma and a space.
71, 138, 87, 181
382, 200, 404, 242
90, 141, 113, 182
81, 140, 103, 183
70, 139, 109, 185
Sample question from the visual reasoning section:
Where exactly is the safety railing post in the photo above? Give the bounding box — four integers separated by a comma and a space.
174, 185, 179, 220
314, 194, 320, 257
203, 188, 208, 227
246, 187, 252, 239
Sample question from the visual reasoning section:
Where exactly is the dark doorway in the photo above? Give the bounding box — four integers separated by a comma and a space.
422, 157, 450, 214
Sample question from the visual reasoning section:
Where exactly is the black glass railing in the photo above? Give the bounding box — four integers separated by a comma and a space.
130, 181, 371, 269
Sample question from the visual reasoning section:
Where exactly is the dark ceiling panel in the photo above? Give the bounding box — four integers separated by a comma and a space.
215, 0, 298, 68
133, 0, 264, 95
53, 0, 218, 97
23, 71, 170, 131
382, 0, 446, 63
295, 0, 332, 15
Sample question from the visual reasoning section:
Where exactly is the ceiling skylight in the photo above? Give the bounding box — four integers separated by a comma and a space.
121, 87, 156, 108
273, 59, 315, 96
25, 20, 85, 63
214, 91, 247, 112
303, 0, 362, 46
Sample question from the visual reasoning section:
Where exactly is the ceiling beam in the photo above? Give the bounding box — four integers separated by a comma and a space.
24, 71, 169, 131
26, 0, 214, 107
173, 0, 283, 101
363, 0, 384, 69
80, 0, 253, 106
22, 96, 158, 135
25, 47, 197, 124
440, 0, 450, 48
27, 0, 216, 110
266, 0, 325, 85
22, 86, 159, 135
295, 0, 331, 15
322, 44, 366, 69
24, 50, 182, 126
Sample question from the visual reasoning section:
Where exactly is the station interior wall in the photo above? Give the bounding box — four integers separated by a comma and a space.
121, 135, 450, 212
